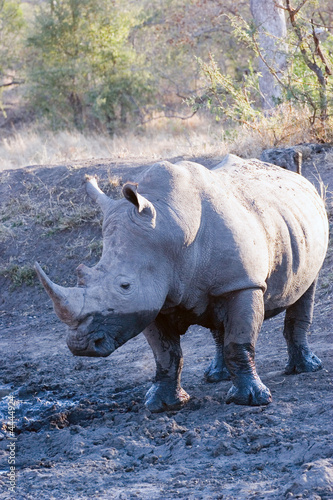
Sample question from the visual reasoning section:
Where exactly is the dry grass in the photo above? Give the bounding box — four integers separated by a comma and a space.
0, 262, 36, 289
0, 107, 329, 171
1, 105, 330, 172
0, 172, 107, 286
0, 181, 102, 237
0, 116, 229, 171
230, 104, 333, 158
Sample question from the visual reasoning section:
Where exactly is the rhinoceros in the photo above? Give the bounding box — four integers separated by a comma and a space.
35, 154, 329, 411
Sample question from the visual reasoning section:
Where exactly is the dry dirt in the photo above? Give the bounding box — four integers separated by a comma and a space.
0, 150, 332, 500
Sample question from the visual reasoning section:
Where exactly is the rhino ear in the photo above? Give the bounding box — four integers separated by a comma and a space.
122, 183, 156, 225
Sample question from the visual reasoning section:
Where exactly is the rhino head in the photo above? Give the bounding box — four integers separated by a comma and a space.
35, 175, 170, 357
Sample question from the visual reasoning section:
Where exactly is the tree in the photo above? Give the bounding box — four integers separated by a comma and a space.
194, 0, 333, 141
134, 0, 252, 119
250, 0, 333, 128
250, 0, 287, 109
26, 0, 153, 131
0, 0, 25, 92
283, 0, 333, 122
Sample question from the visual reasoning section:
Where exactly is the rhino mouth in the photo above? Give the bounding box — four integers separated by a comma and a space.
93, 335, 114, 356
66, 324, 120, 357
67, 331, 118, 357
66, 310, 158, 357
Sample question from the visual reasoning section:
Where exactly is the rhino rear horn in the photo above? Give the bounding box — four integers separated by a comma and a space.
35, 262, 84, 326
85, 175, 114, 214
76, 263, 94, 286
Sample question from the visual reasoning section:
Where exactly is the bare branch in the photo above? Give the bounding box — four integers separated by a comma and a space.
285, 0, 326, 86
0, 79, 25, 88
311, 20, 332, 76
278, 0, 310, 20
140, 110, 198, 126
308, 18, 333, 30
294, 0, 310, 16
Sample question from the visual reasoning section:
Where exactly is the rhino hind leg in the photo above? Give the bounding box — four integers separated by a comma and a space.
284, 280, 322, 375
143, 322, 190, 413
223, 288, 272, 406
204, 328, 231, 382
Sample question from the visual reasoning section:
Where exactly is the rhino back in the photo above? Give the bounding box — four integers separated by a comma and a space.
126, 159, 328, 312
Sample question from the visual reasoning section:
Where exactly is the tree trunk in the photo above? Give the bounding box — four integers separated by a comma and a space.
250, 0, 287, 110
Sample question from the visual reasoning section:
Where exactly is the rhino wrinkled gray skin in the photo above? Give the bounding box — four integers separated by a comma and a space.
35, 155, 329, 412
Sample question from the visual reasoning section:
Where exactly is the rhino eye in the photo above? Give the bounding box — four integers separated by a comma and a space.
120, 283, 130, 290
114, 275, 133, 293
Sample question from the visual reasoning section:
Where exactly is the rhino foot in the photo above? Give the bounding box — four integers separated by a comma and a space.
285, 346, 322, 375
145, 381, 190, 413
204, 357, 231, 383
226, 378, 272, 406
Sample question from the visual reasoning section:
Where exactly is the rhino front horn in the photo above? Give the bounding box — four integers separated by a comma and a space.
35, 262, 84, 326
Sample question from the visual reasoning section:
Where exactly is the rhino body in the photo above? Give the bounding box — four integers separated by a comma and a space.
36, 155, 329, 411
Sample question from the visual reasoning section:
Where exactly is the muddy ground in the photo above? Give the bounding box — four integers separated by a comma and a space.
0, 149, 332, 499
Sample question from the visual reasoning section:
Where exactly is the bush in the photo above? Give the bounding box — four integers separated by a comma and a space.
193, 3, 333, 142
26, 0, 154, 132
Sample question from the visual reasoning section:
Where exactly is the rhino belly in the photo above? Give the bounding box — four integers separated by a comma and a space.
263, 220, 327, 310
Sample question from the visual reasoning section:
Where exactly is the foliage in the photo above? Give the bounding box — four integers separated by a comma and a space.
282, 0, 333, 124
194, 0, 333, 140
1, 0, 333, 141
0, 0, 25, 107
26, 0, 154, 132
0, 0, 254, 131
191, 54, 262, 128
134, 0, 252, 119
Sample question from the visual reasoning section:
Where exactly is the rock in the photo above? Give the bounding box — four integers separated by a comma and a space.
260, 146, 311, 174
284, 459, 333, 497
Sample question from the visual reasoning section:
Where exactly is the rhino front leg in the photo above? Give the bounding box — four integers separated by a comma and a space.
143, 322, 190, 412
284, 280, 322, 374
204, 328, 231, 382
223, 288, 272, 406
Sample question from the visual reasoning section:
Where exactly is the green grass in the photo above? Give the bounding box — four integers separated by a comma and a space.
0, 264, 36, 289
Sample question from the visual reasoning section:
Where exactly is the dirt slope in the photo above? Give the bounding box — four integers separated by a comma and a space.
0, 150, 332, 499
